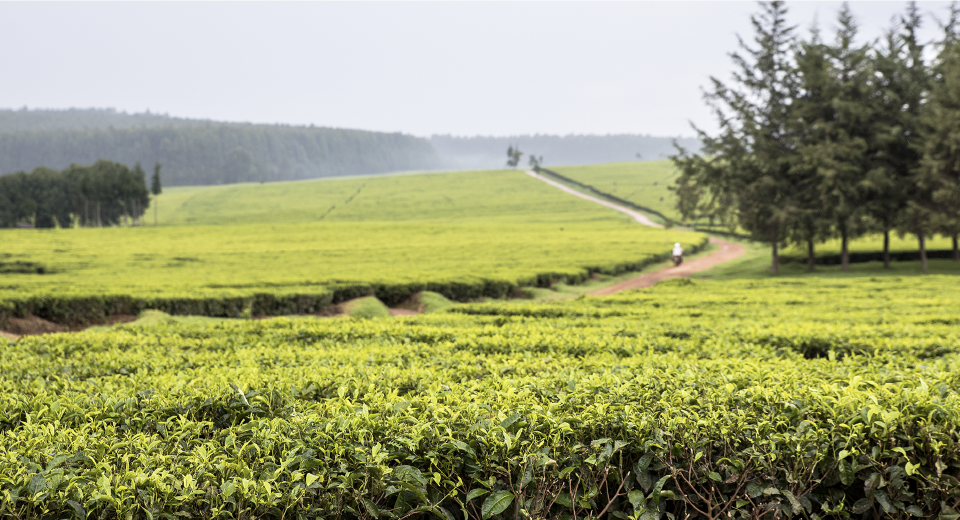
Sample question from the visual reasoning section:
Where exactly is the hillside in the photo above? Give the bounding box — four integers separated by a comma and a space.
549, 160, 683, 222
1, 168, 703, 310
0, 109, 441, 186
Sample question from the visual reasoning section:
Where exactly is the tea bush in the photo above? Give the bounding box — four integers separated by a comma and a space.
1, 167, 704, 325
2, 277, 959, 518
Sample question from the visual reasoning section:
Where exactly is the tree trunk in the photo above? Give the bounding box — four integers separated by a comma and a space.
919, 232, 928, 271
807, 240, 815, 271
954, 234, 959, 261
841, 226, 850, 272
883, 230, 890, 268
771, 239, 779, 275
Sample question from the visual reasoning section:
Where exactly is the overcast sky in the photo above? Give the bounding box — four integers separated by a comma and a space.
0, 2, 953, 137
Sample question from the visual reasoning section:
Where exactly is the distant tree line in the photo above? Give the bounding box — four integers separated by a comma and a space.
0, 111, 441, 186
0, 160, 151, 228
674, 1, 960, 273
432, 134, 702, 170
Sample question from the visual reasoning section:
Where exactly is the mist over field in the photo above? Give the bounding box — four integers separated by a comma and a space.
0, 108, 699, 183
429, 134, 701, 170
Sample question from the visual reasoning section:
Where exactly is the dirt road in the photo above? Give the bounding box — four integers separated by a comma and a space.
591, 237, 745, 295
525, 170, 664, 228
523, 170, 746, 294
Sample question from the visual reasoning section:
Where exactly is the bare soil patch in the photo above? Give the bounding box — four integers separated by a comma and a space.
0, 330, 20, 342
4, 315, 67, 335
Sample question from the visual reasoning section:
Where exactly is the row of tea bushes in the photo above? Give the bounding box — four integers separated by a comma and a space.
2, 276, 959, 518
0, 238, 708, 327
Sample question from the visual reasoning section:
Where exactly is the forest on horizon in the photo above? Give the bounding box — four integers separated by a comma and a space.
0, 109, 699, 185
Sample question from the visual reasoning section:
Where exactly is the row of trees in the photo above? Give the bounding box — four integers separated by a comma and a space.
673, 1, 960, 272
0, 160, 160, 228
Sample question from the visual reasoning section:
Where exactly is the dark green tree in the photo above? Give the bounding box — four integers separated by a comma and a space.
152, 163, 162, 227
918, 6, 960, 261
885, 3, 934, 269
506, 146, 523, 169
815, 5, 874, 271
528, 154, 543, 172
673, 1, 799, 274
863, 28, 913, 268
789, 22, 834, 270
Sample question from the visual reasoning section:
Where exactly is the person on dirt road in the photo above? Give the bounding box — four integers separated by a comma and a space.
672, 242, 684, 266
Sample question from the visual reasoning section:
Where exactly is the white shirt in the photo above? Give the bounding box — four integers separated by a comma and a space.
672, 245, 684, 256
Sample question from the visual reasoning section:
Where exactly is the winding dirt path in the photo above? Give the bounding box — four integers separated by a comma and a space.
591, 237, 745, 295
524, 170, 746, 295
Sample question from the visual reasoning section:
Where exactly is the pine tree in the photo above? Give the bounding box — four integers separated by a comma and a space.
673, 1, 799, 274
817, 5, 874, 271
864, 29, 911, 268
151, 163, 162, 227
884, 3, 934, 269
790, 21, 835, 270
918, 5, 960, 262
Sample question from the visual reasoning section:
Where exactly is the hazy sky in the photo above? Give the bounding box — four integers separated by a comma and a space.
0, 2, 953, 137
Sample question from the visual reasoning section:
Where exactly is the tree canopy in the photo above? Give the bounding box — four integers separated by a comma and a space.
0, 160, 149, 228
673, 1, 960, 272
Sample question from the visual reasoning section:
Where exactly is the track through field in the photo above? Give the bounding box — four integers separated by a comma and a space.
524, 170, 746, 294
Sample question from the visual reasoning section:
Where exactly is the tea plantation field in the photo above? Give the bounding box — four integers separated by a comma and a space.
3, 276, 960, 518
0, 169, 703, 325
550, 161, 682, 224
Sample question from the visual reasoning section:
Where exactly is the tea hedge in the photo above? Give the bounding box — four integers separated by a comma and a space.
2, 276, 960, 518
0, 238, 708, 327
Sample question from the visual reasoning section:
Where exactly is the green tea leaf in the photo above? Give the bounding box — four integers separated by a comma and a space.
481, 491, 514, 519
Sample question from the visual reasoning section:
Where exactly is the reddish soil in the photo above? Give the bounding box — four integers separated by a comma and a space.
0, 313, 138, 340
389, 308, 419, 316
591, 237, 746, 296
4, 315, 66, 335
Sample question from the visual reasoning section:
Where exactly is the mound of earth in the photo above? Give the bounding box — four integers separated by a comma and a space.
4, 315, 66, 335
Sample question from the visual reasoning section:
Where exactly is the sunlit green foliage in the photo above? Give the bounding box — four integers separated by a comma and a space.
549, 161, 682, 223
2, 277, 960, 518
0, 169, 703, 323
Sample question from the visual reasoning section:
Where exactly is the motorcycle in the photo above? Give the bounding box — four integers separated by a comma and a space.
673, 255, 684, 267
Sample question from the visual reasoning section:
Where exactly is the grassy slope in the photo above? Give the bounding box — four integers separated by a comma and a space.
156, 170, 623, 226
550, 161, 682, 222
1, 169, 703, 297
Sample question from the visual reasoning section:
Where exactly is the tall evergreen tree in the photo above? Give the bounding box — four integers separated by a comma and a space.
673, 1, 798, 274
864, 29, 912, 268
817, 5, 874, 271
790, 21, 835, 270
151, 163, 162, 227
918, 5, 960, 261
788, 22, 833, 271
886, 3, 934, 269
